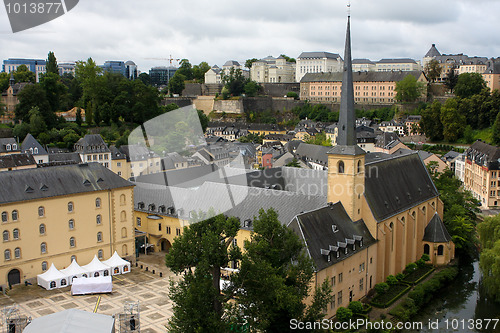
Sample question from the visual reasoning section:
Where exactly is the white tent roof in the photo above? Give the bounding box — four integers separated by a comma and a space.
37, 264, 67, 290
102, 251, 130, 268
60, 260, 89, 278
81, 255, 111, 273
23, 309, 115, 333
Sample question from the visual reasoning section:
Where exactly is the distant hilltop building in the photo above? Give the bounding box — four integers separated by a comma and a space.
149, 66, 177, 87
2, 58, 46, 82
100, 60, 138, 80
295, 52, 343, 82
204, 60, 249, 84
249, 56, 295, 83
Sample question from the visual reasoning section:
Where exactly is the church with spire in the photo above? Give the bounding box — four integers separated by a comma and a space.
287, 15, 455, 317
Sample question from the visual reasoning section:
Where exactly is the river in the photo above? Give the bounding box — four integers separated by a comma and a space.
407, 261, 500, 333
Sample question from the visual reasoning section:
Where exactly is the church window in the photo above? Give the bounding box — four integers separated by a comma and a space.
338, 161, 345, 174
437, 245, 444, 256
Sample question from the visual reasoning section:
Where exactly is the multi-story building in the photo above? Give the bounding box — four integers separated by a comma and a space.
250, 56, 295, 83
149, 66, 177, 87
296, 52, 343, 82
74, 134, 111, 169
0, 163, 135, 287
0, 75, 31, 123
375, 58, 422, 72
352, 59, 376, 72
458, 57, 488, 75
0, 154, 36, 172
2, 58, 46, 82
455, 153, 466, 183
300, 71, 427, 104
58, 62, 76, 76
379, 121, 405, 136
404, 115, 422, 136
483, 58, 500, 92
21, 133, 49, 164
110, 145, 161, 180
0, 138, 20, 156
204, 65, 223, 84
463, 140, 500, 208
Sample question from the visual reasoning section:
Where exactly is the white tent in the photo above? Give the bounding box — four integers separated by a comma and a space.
102, 251, 131, 275
60, 260, 90, 284
37, 264, 68, 290
23, 309, 115, 333
81, 255, 111, 278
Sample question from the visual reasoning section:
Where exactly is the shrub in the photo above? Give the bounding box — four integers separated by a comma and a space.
348, 301, 363, 314
405, 262, 418, 273
396, 273, 405, 281
421, 253, 430, 262
386, 275, 398, 285
416, 258, 426, 268
374, 283, 389, 295
286, 91, 299, 99
336, 307, 353, 323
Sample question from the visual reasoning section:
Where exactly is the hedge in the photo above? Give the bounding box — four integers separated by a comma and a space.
402, 265, 435, 285
370, 283, 411, 308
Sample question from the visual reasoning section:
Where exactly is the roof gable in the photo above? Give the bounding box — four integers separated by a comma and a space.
423, 213, 452, 243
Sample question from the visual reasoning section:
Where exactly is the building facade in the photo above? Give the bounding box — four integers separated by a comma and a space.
2, 58, 46, 82
296, 52, 343, 82
250, 56, 295, 83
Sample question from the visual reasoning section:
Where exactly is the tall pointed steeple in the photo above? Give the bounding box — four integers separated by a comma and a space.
9, 72, 15, 87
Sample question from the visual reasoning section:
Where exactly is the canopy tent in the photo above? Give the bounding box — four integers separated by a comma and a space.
81, 255, 111, 278
102, 251, 131, 275
60, 260, 90, 284
37, 264, 68, 290
71, 276, 112, 295
23, 309, 115, 333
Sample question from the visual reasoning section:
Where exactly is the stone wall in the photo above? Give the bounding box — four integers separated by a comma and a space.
161, 98, 194, 108
193, 96, 215, 114
260, 83, 300, 97
213, 99, 245, 114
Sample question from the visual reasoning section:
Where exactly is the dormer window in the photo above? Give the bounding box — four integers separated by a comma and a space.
149, 204, 156, 211
138, 202, 145, 209
34, 147, 38, 154
6, 144, 11, 151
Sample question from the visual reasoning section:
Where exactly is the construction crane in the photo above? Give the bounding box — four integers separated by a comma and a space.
144, 55, 180, 66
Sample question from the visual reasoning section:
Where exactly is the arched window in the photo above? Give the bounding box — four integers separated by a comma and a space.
411, 211, 416, 219
114, 267, 120, 274
431, 201, 436, 209
120, 194, 126, 205
71, 255, 76, 262
3, 230, 9, 242
12, 229, 19, 240
50, 281, 56, 288
437, 245, 444, 256
14, 247, 20, 259
98, 249, 103, 259
94, 272, 100, 277
97, 232, 103, 242
357, 160, 361, 173
389, 222, 394, 252
338, 161, 345, 174
68, 202, 74, 212
424, 244, 430, 255
69, 219, 75, 230
11, 210, 18, 221
41, 242, 47, 254
95, 198, 101, 208
42, 261, 48, 271
422, 206, 426, 215
1, 211, 7, 222
122, 244, 128, 256
69, 237, 76, 248
4, 249, 10, 260
60, 279, 67, 286
104, 270, 109, 276
39, 224, 46, 235
121, 227, 127, 238
38, 206, 45, 217
120, 211, 126, 222
96, 214, 102, 225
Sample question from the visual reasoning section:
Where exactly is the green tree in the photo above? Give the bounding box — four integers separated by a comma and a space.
176, 59, 194, 80
138, 72, 151, 85
336, 307, 353, 323
444, 67, 458, 93
420, 101, 443, 141
493, 110, 500, 145
305, 132, 331, 146
46, 51, 59, 75
454, 72, 488, 99
280, 54, 296, 63
222, 68, 247, 96
165, 215, 241, 332
424, 59, 442, 83
12, 122, 30, 141
14, 84, 54, 127
228, 208, 332, 332
440, 98, 466, 142
75, 107, 82, 127
395, 74, 425, 102
192, 62, 211, 83
285, 158, 301, 168
0, 72, 9, 92
75, 57, 103, 109
477, 214, 500, 301
40, 72, 66, 112
168, 72, 186, 95
244, 58, 258, 69
197, 110, 208, 133
13, 65, 35, 83
244, 81, 260, 97
28, 106, 47, 137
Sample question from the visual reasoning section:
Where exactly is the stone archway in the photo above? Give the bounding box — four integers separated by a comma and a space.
7, 269, 20, 286
159, 238, 172, 252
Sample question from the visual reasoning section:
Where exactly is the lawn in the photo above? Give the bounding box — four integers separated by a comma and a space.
403, 265, 435, 284
371, 283, 411, 308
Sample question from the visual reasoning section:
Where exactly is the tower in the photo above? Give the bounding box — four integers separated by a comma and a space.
9, 72, 15, 87
327, 14, 366, 222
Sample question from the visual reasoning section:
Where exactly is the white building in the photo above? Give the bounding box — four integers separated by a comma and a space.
454, 153, 466, 183
375, 59, 422, 72
250, 56, 295, 83
352, 59, 376, 72
296, 52, 343, 82
205, 65, 223, 84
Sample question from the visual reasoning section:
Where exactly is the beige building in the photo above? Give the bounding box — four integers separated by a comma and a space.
0, 163, 135, 287
74, 134, 111, 169
296, 52, 343, 82
375, 59, 422, 72
0, 76, 31, 124
352, 59, 376, 72
463, 140, 500, 208
483, 58, 500, 92
300, 71, 427, 104
110, 145, 162, 180
250, 56, 295, 83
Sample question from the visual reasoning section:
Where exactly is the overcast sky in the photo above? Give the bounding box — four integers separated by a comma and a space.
1, 0, 499, 73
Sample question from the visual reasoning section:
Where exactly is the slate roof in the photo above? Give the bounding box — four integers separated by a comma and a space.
377, 58, 417, 64
74, 134, 110, 154
288, 203, 376, 271
424, 44, 441, 58
375, 132, 401, 149
465, 140, 500, 170
364, 153, 439, 221
295, 143, 331, 166
0, 153, 36, 169
21, 133, 48, 155
223, 60, 240, 67
284, 140, 303, 153
298, 52, 341, 60
109, 146, 126, 160
0, 163, 133, 204
47, 152, 82, 164
352, 59, 375, 64
118, 145, 158, 162
301, 71, 423, 83
0, 138, 19, 154
484, 59, 500, 74
423, 213, 452, 243
442, 151, 460, 162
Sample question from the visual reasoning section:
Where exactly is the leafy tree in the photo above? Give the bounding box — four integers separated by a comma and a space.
75, 107, 82, 127
420, 101, 443, 141
197, 110, 208, 133
165, 214, 241, 332
424, 59, 442, 83
493, 110, 500, 145
285, 158, 301, 168
280, 54, 296, 63
440, 98, 466, 142
168, 72, 186, 95
13, 65, 35, 83
395, 74, 425, 102
305, 132, 331, 146
228, 208, 332, 331
386, 275, 398, 286
28, 106, 47, 137
222, 68, 247, 96
238, 133, 263, 144
477, 214, 500, 301
15, 84, 55, 127
138, 72, 151, 85
75, 58, 103, 110
348, 301, 364, 314
444, 67, 458, 93
244, 58, 258, 69
40, 72, 66, 112
0, 72, 9, 92
336, 307, 353, 322
176, 59, 194, 80
375, 282, 389, 295
192, 62, 211, 83
46, 51, 59, 75
244, 80, 260, 97
287, 91, 299, 99
454, 72, 487, 99
12, 122, 30, 141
